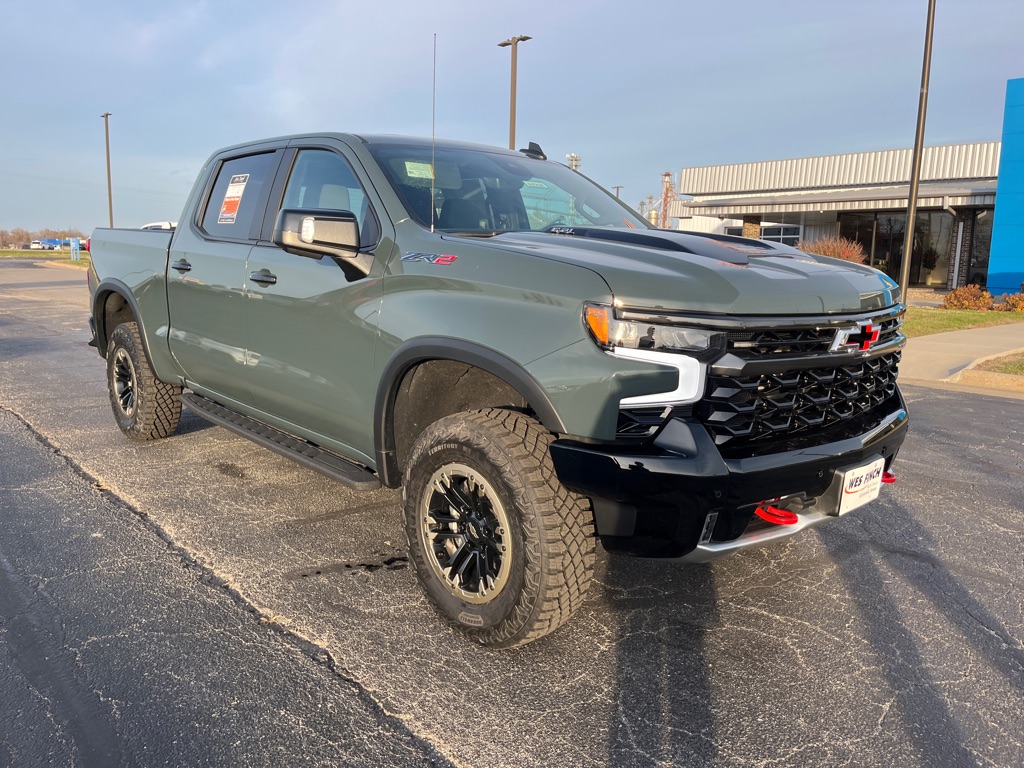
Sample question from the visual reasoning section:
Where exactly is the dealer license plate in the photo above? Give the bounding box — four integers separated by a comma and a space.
838, 458, 886, 516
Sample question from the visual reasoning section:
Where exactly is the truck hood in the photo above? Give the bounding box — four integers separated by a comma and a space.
456, 228, 901, 315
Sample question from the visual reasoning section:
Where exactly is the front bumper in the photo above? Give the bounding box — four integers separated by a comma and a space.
550, 391, 909, 560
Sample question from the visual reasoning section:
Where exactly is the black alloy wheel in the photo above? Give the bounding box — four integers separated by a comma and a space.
420, 463, 513, 604
112, 347, 138, 419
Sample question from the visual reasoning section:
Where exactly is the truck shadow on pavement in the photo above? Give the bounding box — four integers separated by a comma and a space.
176, 407, 216, 436
593, 557, 720, 765
589, 489, 1023, 766
595, 556, 719, 765
817, 510, 1024, 766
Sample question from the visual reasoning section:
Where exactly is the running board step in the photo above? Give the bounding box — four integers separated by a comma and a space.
181, 392, 380, 491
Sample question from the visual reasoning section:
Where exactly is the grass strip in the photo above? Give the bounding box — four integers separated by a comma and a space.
902, 307, 1024, 337
976, 351, 1024, 376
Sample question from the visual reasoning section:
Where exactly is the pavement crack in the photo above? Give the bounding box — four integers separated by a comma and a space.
0, 405, 452, 766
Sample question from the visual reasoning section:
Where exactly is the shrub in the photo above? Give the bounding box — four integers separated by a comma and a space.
996, 292, 1024, 312
920, 246, 940, 271
797, 236, 867, 264
943, 285, 994, 311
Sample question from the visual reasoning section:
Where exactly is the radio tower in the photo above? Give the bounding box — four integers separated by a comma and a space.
660, 171, 674, 229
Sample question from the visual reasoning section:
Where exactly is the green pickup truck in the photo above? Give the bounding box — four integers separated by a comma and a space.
88, 133, 909, 647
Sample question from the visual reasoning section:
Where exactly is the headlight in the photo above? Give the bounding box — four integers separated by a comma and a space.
584, 303, 720, 406
583, 303, 720, 354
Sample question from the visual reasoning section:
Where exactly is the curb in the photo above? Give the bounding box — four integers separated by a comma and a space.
946, 345, 1024, 392
957, 369, 1024, 392
898, 376, 1024, 400
35, 259, 90, 271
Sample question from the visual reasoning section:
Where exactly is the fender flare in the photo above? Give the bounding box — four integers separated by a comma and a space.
373, 337, 566, 487
92, 278, 154, 361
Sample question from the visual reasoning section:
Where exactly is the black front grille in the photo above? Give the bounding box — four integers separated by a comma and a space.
611, 307, 905, 452
725, 313, 903, 358
616, 407, 669, 441
697, 350, 901, 453
872, 315, 903, 347
727, 327, 834, 357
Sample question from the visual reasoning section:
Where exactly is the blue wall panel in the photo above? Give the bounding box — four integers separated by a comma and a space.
989, 78, 1024, 295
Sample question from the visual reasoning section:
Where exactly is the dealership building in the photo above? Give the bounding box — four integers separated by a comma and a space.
670, 77, 1024, 296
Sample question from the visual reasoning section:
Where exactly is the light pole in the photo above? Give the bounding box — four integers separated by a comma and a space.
899, 0, 936, 304
101, 112, 114, 228
498, 35, 531, 150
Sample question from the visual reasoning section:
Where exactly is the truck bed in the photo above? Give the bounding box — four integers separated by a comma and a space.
90, 228, 173, 284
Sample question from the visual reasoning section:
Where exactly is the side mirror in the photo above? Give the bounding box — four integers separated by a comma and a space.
273, 208, 360, 260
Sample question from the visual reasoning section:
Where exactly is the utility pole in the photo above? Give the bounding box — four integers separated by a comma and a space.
498, 35, 532, 150
899, 0, 936, 304
101, 112, 114, 228
612, 185, 623, 199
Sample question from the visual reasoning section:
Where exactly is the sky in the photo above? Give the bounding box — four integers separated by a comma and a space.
2, 0, 1022, 233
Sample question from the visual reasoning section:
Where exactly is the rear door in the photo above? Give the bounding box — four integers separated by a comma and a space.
241, 142, 392, 464
167, 149, 281, 405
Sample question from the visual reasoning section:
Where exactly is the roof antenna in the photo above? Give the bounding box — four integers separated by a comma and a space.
431, 33, 437, 234
519, 141, 546, 160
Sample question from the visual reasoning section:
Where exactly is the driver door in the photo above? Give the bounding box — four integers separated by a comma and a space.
241, 145, 390, 464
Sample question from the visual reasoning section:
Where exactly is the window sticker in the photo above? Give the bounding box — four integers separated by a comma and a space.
405, 161, 434, 180
218, 173, 250, 224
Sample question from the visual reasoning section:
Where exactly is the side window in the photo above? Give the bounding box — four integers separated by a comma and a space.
281, 150, 380, 247
200, 152, 276, 240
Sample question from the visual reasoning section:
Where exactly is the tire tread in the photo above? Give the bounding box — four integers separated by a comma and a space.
404, 407, 595, 648
107, 322, 181, 441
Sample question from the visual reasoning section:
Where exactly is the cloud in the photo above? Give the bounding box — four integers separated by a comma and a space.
4, 0, 1024, 227
114, 1, 211, 64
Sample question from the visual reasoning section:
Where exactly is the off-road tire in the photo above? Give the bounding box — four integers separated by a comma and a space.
106, 322, 181, 441
403, 408, 595, 648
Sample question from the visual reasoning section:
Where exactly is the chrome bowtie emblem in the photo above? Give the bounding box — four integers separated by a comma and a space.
831, 321, 880, 352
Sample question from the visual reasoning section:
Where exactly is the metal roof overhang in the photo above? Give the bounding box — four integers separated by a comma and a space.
673, 180, 997, 217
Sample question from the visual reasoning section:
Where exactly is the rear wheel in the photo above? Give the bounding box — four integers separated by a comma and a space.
106, 322, 181, 441
403, 408, 595, 648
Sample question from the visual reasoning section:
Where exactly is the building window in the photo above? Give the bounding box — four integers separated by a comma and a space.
912, 211, 953, 287
724, 224, 801, 246
969, 210, 992, 286
838, 213, 878, 267
760, 225, 801, 246
839, 210, 968, 286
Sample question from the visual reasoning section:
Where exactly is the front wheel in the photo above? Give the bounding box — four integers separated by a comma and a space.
403, 408, 595, 648
105, 322, 181, 441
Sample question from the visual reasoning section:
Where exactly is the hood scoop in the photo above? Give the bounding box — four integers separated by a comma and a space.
547, 226, 768, 265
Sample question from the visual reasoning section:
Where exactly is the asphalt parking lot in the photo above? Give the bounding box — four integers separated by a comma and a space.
1, 259, 1022, 767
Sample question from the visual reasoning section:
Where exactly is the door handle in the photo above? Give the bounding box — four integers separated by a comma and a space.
249, 271, 278, 286
171, 258, 192, 273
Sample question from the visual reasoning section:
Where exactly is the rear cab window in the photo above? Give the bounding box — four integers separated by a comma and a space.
199, 152, 278, 240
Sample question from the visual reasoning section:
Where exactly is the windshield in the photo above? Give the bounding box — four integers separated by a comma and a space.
367, 142, 650, 234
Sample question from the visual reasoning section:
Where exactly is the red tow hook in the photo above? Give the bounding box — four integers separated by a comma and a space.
754, 504, 799, 526
882, 471, 897, 484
